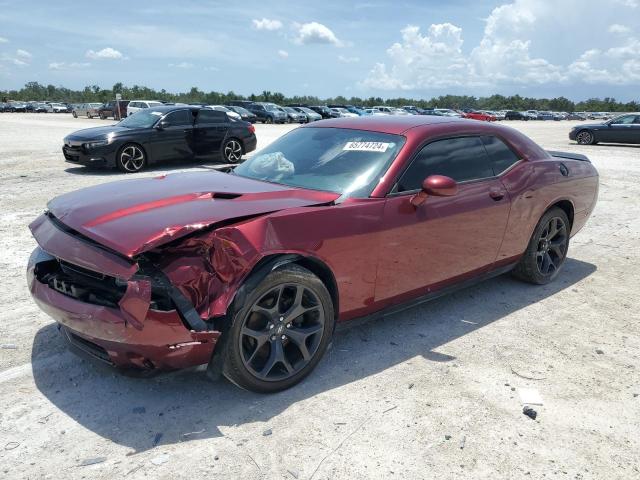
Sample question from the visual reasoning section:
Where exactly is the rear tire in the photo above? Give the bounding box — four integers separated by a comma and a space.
512, 207, 570, 285
72, 111, 77, 118
220, 264, 335, 393
222, 138, 243, 163
265, 116, 273, 124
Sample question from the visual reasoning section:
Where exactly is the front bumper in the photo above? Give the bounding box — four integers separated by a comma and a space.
27, 243, 219, 372
62, 143, 118, 168
568, 130, 577, 141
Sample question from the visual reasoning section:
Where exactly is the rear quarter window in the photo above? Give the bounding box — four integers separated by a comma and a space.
481, 136, 521, 175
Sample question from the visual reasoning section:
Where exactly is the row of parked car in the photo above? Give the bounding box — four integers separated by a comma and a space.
0, 101, 71, 113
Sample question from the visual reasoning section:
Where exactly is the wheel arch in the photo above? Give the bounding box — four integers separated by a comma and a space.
547, 199, 575, 229
231, 253, 339, 320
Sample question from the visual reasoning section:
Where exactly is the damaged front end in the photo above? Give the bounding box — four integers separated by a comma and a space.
27, 213, 221, 372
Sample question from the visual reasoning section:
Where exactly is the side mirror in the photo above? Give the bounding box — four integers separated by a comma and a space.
156, 120, 170, 130
410, 175, 458, 207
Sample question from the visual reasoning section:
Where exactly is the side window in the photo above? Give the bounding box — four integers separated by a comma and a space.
397, 136, 493, 192
612, 115, 635, 125
634, 115, 640, 124
196, 109, 227, 124
163, 110, 193, 126
481, 136, 520, 175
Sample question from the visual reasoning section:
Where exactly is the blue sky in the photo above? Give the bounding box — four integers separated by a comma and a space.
1, 0, 639, 100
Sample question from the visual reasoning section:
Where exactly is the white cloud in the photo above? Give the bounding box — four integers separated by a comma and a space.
168, 62, 194, 68
86, 47, 124, 60
16, 49, 32, 59
49, 62, 91, 71
338, 55, 360, 63
252, 18, 283, 31
614, 0, 638, 7
278, 49, 289, 58
609, 24, 631, 34
0, 37, 8, 43
363, 0, 640, 91
363, 23, 473, 90
294, 22, 343, 47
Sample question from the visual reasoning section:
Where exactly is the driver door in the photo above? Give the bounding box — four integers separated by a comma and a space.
375, 136, 511, 305
149, 109, 195, 162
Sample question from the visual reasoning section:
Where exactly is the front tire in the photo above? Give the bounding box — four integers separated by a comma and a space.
221, 265, 335, 393
265, 116, 273, 124
72, 111, 77, 118
222, 138, 243, 163
116, 144, 146, 173
576, 130, 595, 145
87, 112, 92, 119
512, 207, 570, 285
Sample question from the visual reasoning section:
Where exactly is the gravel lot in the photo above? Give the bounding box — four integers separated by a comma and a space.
0, 113, 638, 479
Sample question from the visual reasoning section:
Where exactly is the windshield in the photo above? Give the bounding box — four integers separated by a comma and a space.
264, 104, 280, 112
118, 109, 162, 128
234, 106, 250, 115
300, 107, 316, 115
233, 127, 405, 197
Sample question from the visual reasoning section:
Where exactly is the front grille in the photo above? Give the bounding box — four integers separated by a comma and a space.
35, 257, 126, 308
35, 254, 174, 311
62, 146, 82, 161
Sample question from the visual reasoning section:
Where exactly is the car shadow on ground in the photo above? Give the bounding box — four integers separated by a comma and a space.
31, 258, 596, 453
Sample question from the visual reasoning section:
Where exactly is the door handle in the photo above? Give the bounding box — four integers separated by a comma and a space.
489, 188, 505, 201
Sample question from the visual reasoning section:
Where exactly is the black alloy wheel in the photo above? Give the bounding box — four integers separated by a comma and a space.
535, 216, 568, 276
576, 130, 594, 145
223, 139, 243, 163
220, 265, 334, 392
512, 207, 570, 284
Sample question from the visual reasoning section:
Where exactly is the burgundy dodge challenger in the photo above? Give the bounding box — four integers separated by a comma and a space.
28, 116, 598, 392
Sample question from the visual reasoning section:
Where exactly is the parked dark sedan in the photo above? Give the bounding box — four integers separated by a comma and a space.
62, 105, 257, 172
9, 102, 27, 112
569, 113, 640, 145
505, 111, 529, 121
30, 116, 598, 392
226, 105, 258, 123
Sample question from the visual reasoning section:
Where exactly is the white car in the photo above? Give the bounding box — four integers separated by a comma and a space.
49, 102, 68, 113
390, 108, 411, 116
525, 110, 539, 120
207, 105, 241, 121
126, 100, 164, 117
330, 107, 358, 118
434, 108, 463, 117
373, 106, 395, 114
363, 108, 387, 116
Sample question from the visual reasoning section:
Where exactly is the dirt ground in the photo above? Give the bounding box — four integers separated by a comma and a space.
0, 113, 638, 479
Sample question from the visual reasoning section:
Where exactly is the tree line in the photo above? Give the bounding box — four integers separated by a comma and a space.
2, 81, 638, 112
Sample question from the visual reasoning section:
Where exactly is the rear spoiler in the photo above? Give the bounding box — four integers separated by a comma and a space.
547, 150, 591, 162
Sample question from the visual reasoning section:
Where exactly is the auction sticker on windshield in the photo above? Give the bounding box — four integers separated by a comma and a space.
343, 141, 391, 153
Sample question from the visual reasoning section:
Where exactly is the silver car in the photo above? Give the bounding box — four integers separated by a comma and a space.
72, 103, 102, 118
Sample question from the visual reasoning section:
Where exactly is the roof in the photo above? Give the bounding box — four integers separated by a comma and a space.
303, 115, 460, 135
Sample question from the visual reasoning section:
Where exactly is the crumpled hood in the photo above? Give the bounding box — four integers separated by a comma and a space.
47, 170, 339, 258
